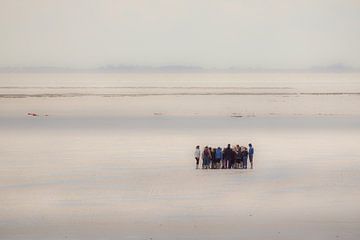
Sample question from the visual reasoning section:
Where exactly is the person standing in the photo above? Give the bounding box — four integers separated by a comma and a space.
235, 145, 242, 169
209, 147, 214, 169
221, 148, 226, 169
202, 146, 211, 169
242, 147, 249, 169
194, 146, 201, 169
223, 144, 233, 169
248, 143, 255, 169
230, 146, 237, 169
215, 147, 223, 169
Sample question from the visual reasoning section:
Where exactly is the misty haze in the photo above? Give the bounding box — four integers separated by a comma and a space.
1, 1, 360, 240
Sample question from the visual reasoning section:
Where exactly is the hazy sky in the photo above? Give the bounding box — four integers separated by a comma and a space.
0, 0, 359, 68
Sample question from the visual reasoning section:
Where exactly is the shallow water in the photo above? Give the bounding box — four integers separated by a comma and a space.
1, 73, 360, 239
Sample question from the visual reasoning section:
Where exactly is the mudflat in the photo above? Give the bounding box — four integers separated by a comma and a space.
1, 73, 360, 239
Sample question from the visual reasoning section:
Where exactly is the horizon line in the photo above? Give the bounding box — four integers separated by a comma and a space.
0, 64, 359, 73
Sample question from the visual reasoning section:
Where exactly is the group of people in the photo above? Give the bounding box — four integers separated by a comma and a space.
194, 144, 255, 169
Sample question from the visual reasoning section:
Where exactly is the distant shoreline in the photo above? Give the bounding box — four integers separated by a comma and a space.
1, 65, 359, 74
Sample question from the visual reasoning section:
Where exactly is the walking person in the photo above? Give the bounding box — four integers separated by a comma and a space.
248, 143, 255, 169
194, 146, 201, 169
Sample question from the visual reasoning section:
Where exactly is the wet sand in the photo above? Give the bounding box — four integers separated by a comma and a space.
1, 73, 360, 239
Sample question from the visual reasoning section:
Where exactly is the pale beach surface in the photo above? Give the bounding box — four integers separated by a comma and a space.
1, 73, 360, 239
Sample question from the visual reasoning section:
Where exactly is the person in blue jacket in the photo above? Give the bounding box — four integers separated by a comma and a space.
215, 147, 223, 169
248, 143, 255, 169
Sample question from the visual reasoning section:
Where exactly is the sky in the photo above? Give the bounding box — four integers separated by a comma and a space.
0, 0, 359, 69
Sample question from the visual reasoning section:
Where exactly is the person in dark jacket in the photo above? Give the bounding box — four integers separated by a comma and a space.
202, 146, 211, 169
248, 143, 255, 169
223, 144, 233, 169
242, 147, 249, 169
208, 147, 212, 169
207, 147, 212, 169
210, 147, 216, 169
235, 145, 242, 169
222, 148, 226, 169
230, 146, 237, 169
